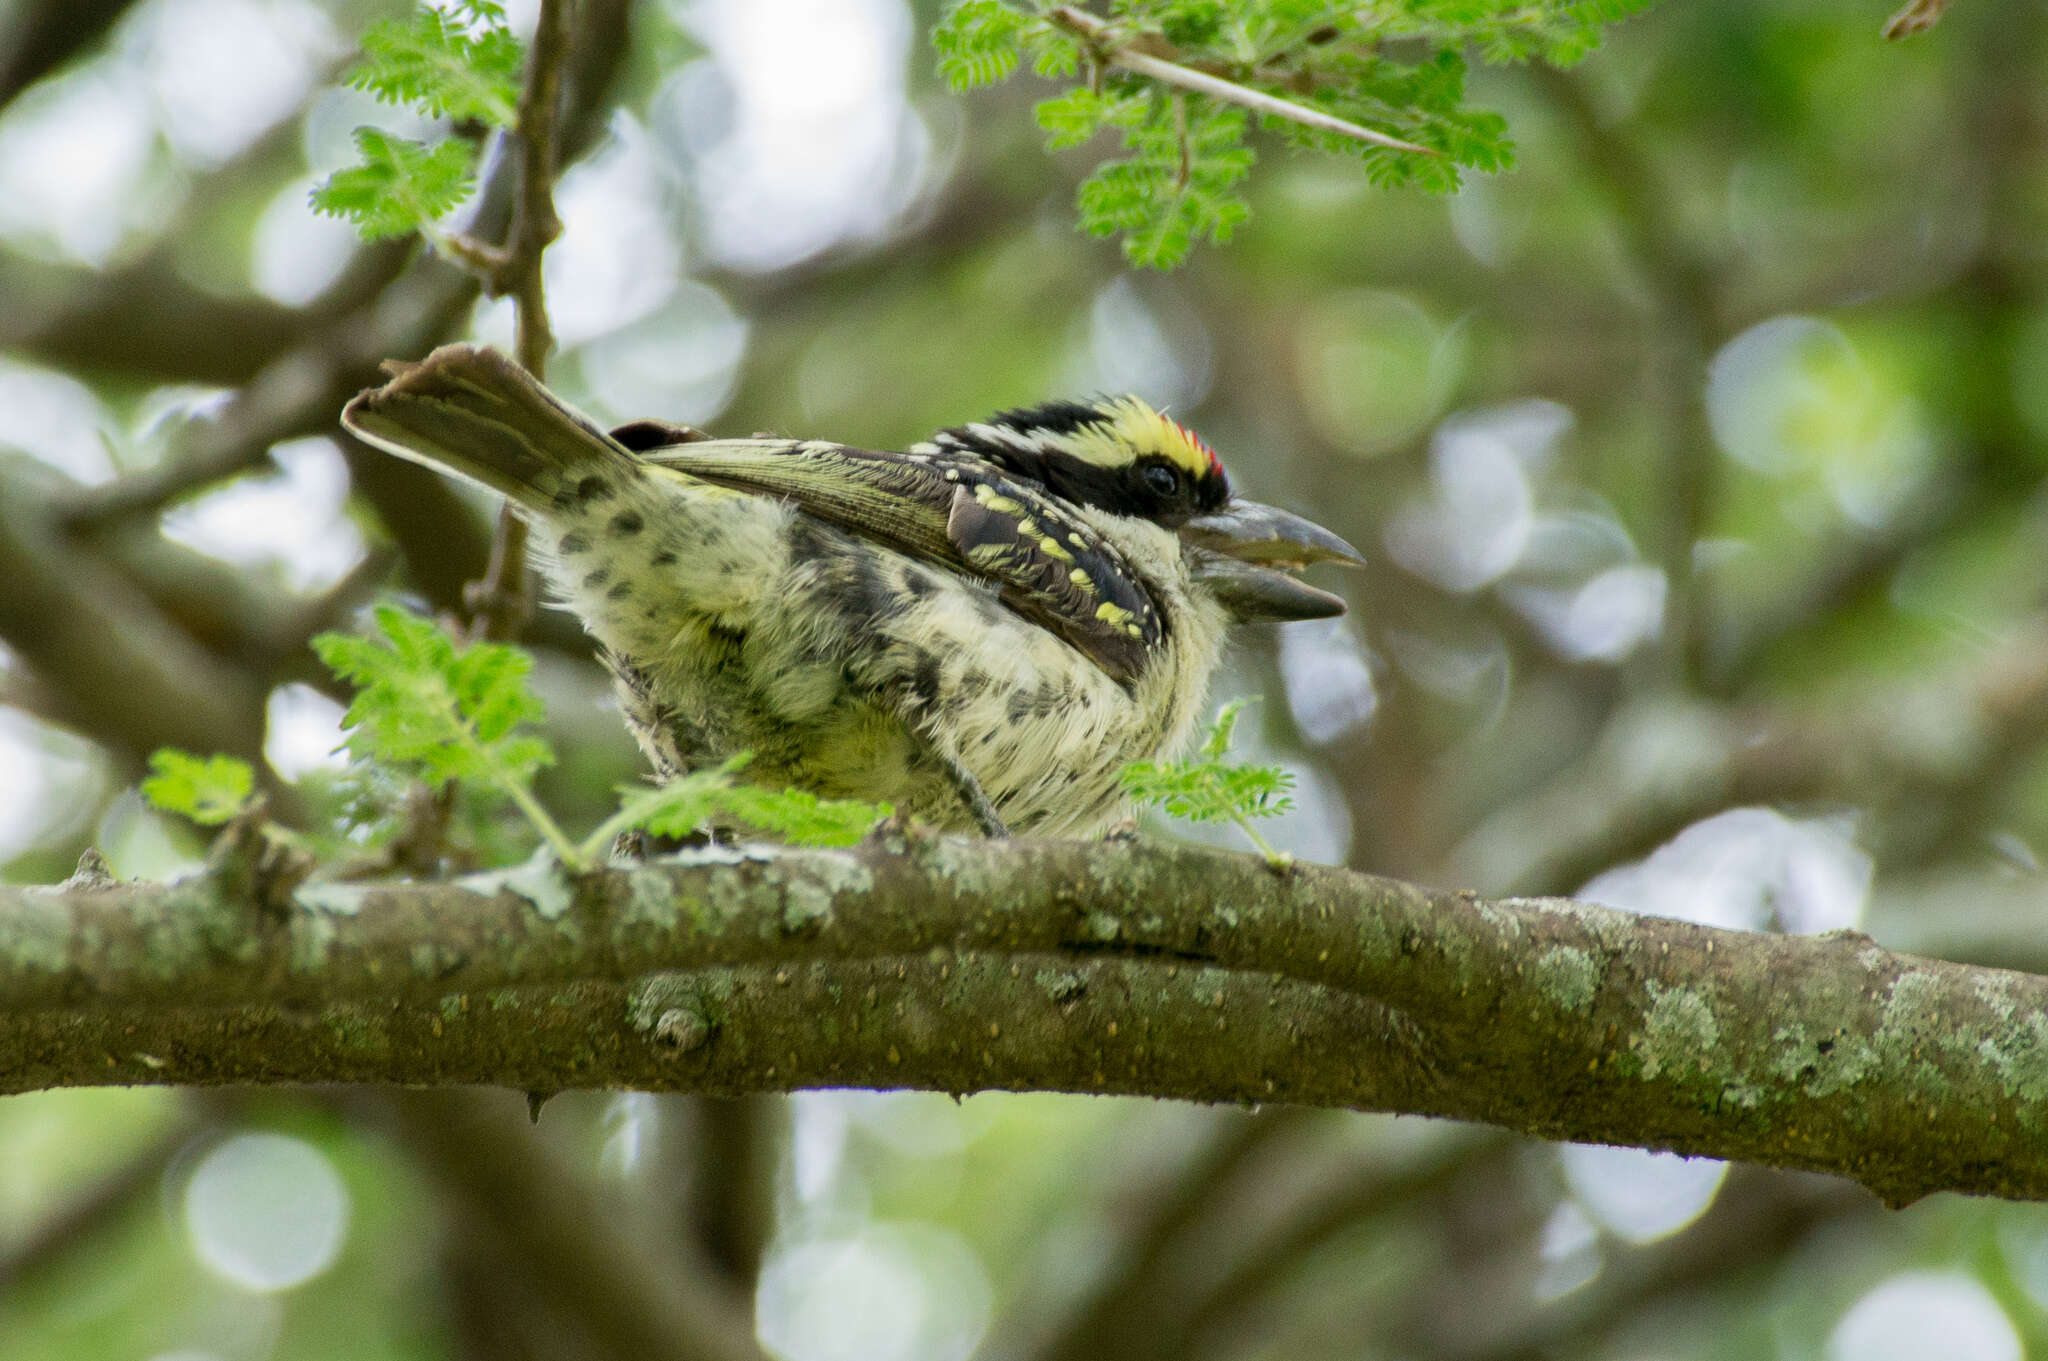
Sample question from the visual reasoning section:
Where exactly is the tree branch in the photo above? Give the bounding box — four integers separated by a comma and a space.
0, 0, 142, 109
463, 0, 575, 643
6, 835, 2048, 1206
1443, 615, 2048, 896
348, 1088, 767, 1361
1045, 6, 1435, 156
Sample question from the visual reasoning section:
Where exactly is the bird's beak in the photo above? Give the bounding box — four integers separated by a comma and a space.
1180, 500, 1365, 622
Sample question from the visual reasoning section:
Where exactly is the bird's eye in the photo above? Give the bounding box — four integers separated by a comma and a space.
1143, 463, 1181, 497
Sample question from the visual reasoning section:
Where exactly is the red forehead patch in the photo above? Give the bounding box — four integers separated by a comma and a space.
1172, 418, 1224, 478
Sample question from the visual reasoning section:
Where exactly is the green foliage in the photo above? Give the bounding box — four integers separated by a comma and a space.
1121, 700, 1295, 863
311, 0, 523, 243
347, 1, 522, 125
307, 607, 887, 871
310, 128, 478, 241
591, 755, 891, 858
932, 0, 1646, 266
933, 0, 1034, 90
1070, 91, 1253, 268
141, 749, 255, 826
314, 605, 550, 790
312, 605, 576, 862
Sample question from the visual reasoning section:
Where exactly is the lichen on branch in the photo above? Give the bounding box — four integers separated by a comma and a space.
5, 833, 2048, 1207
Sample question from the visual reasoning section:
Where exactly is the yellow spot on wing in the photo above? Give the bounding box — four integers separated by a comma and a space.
1095, 601, 1135, 627
972, 483, 1024, 515
1068, 567, 1095, 592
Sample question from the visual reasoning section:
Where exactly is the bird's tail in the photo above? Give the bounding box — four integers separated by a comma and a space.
341, 344, 638, 510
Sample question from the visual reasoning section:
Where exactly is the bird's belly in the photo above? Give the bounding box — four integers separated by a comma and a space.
615, 659, 1145, 833
557, 489, 1203, 836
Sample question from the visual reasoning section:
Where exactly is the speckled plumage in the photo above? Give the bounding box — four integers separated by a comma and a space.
343, 345, 1349, 836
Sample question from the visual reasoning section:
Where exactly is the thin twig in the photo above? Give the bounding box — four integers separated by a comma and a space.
1031, 1109, 1311, 1361
464, 0, 574, 643
1047, 6, 1436, 157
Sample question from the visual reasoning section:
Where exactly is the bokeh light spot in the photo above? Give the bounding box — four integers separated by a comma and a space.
1827, 1272, 2019, 1361
1559, 1143, 1728, 1243
757, 1223, 991, 1361
1296, 290, 1464, 456
183, 1133, 350, 1292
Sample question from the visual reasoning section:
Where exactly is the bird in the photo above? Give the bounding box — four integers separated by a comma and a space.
340, 343, 1362, 838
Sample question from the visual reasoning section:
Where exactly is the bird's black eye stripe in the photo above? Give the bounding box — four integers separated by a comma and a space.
1143, 463, 1180, 496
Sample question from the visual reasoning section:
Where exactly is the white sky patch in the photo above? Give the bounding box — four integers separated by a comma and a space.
1827, 1273, 2019, 1361
1579, 807, 1871, 934
0, 65, 177, 264
545, 116, 686, 347
666, 0, 930, 272
790, 1091, 853, 1205
1559, 1143, 1728, 1243
162, 437, 364, 591
1392, 401, 1667, 664
300, 84, 442, 175
1385, 415, 1539, 593
1073, 276, 1214, 415
601, 1091, 661, 1177
568, 282, 750, 428
1531, 1199, 1601, 1302
0, 359, 120, 483
1279, 617, 1377, 745
265, 684, 349, 781
251, 174, 361, 305
0, 709, 105, 863
125, 0, 341, 168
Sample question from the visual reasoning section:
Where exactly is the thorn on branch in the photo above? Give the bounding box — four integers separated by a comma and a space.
1882, 0, 1954, 38
61, 846, 117, 892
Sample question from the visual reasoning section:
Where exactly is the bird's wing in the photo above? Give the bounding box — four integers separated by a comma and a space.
640, 440, 1163, 684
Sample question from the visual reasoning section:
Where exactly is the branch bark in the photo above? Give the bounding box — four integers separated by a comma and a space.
5, 834, 2046, 1207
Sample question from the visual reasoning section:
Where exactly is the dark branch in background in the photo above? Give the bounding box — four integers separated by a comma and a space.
56, 257, 481, 529
0, 0, 141, 108
340, 1089, 767, 1361
1411, 1167, 1869, 1361
0, 1107, 201, 1295
1032, 1109, 1313, 1361
685, 1096, 780, 1292
0, 479, 294, 809
0, 0, 627, 800
8, 836, 2048, 1207
461, 0, 574, 642
1443, 614, 2048, 896
1535, 65, 1720, 691
1174, 1130, 1514, 1361
0, 77, 402, 391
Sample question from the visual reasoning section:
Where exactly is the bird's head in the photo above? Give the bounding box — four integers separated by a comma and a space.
933, 396, 1364, 623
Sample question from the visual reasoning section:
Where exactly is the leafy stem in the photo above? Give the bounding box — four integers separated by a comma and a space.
1046, 5, 1435, 156
1119, 700, 1296, 867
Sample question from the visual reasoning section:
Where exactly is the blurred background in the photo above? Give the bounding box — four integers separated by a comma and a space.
3, 0, 2048, 1356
